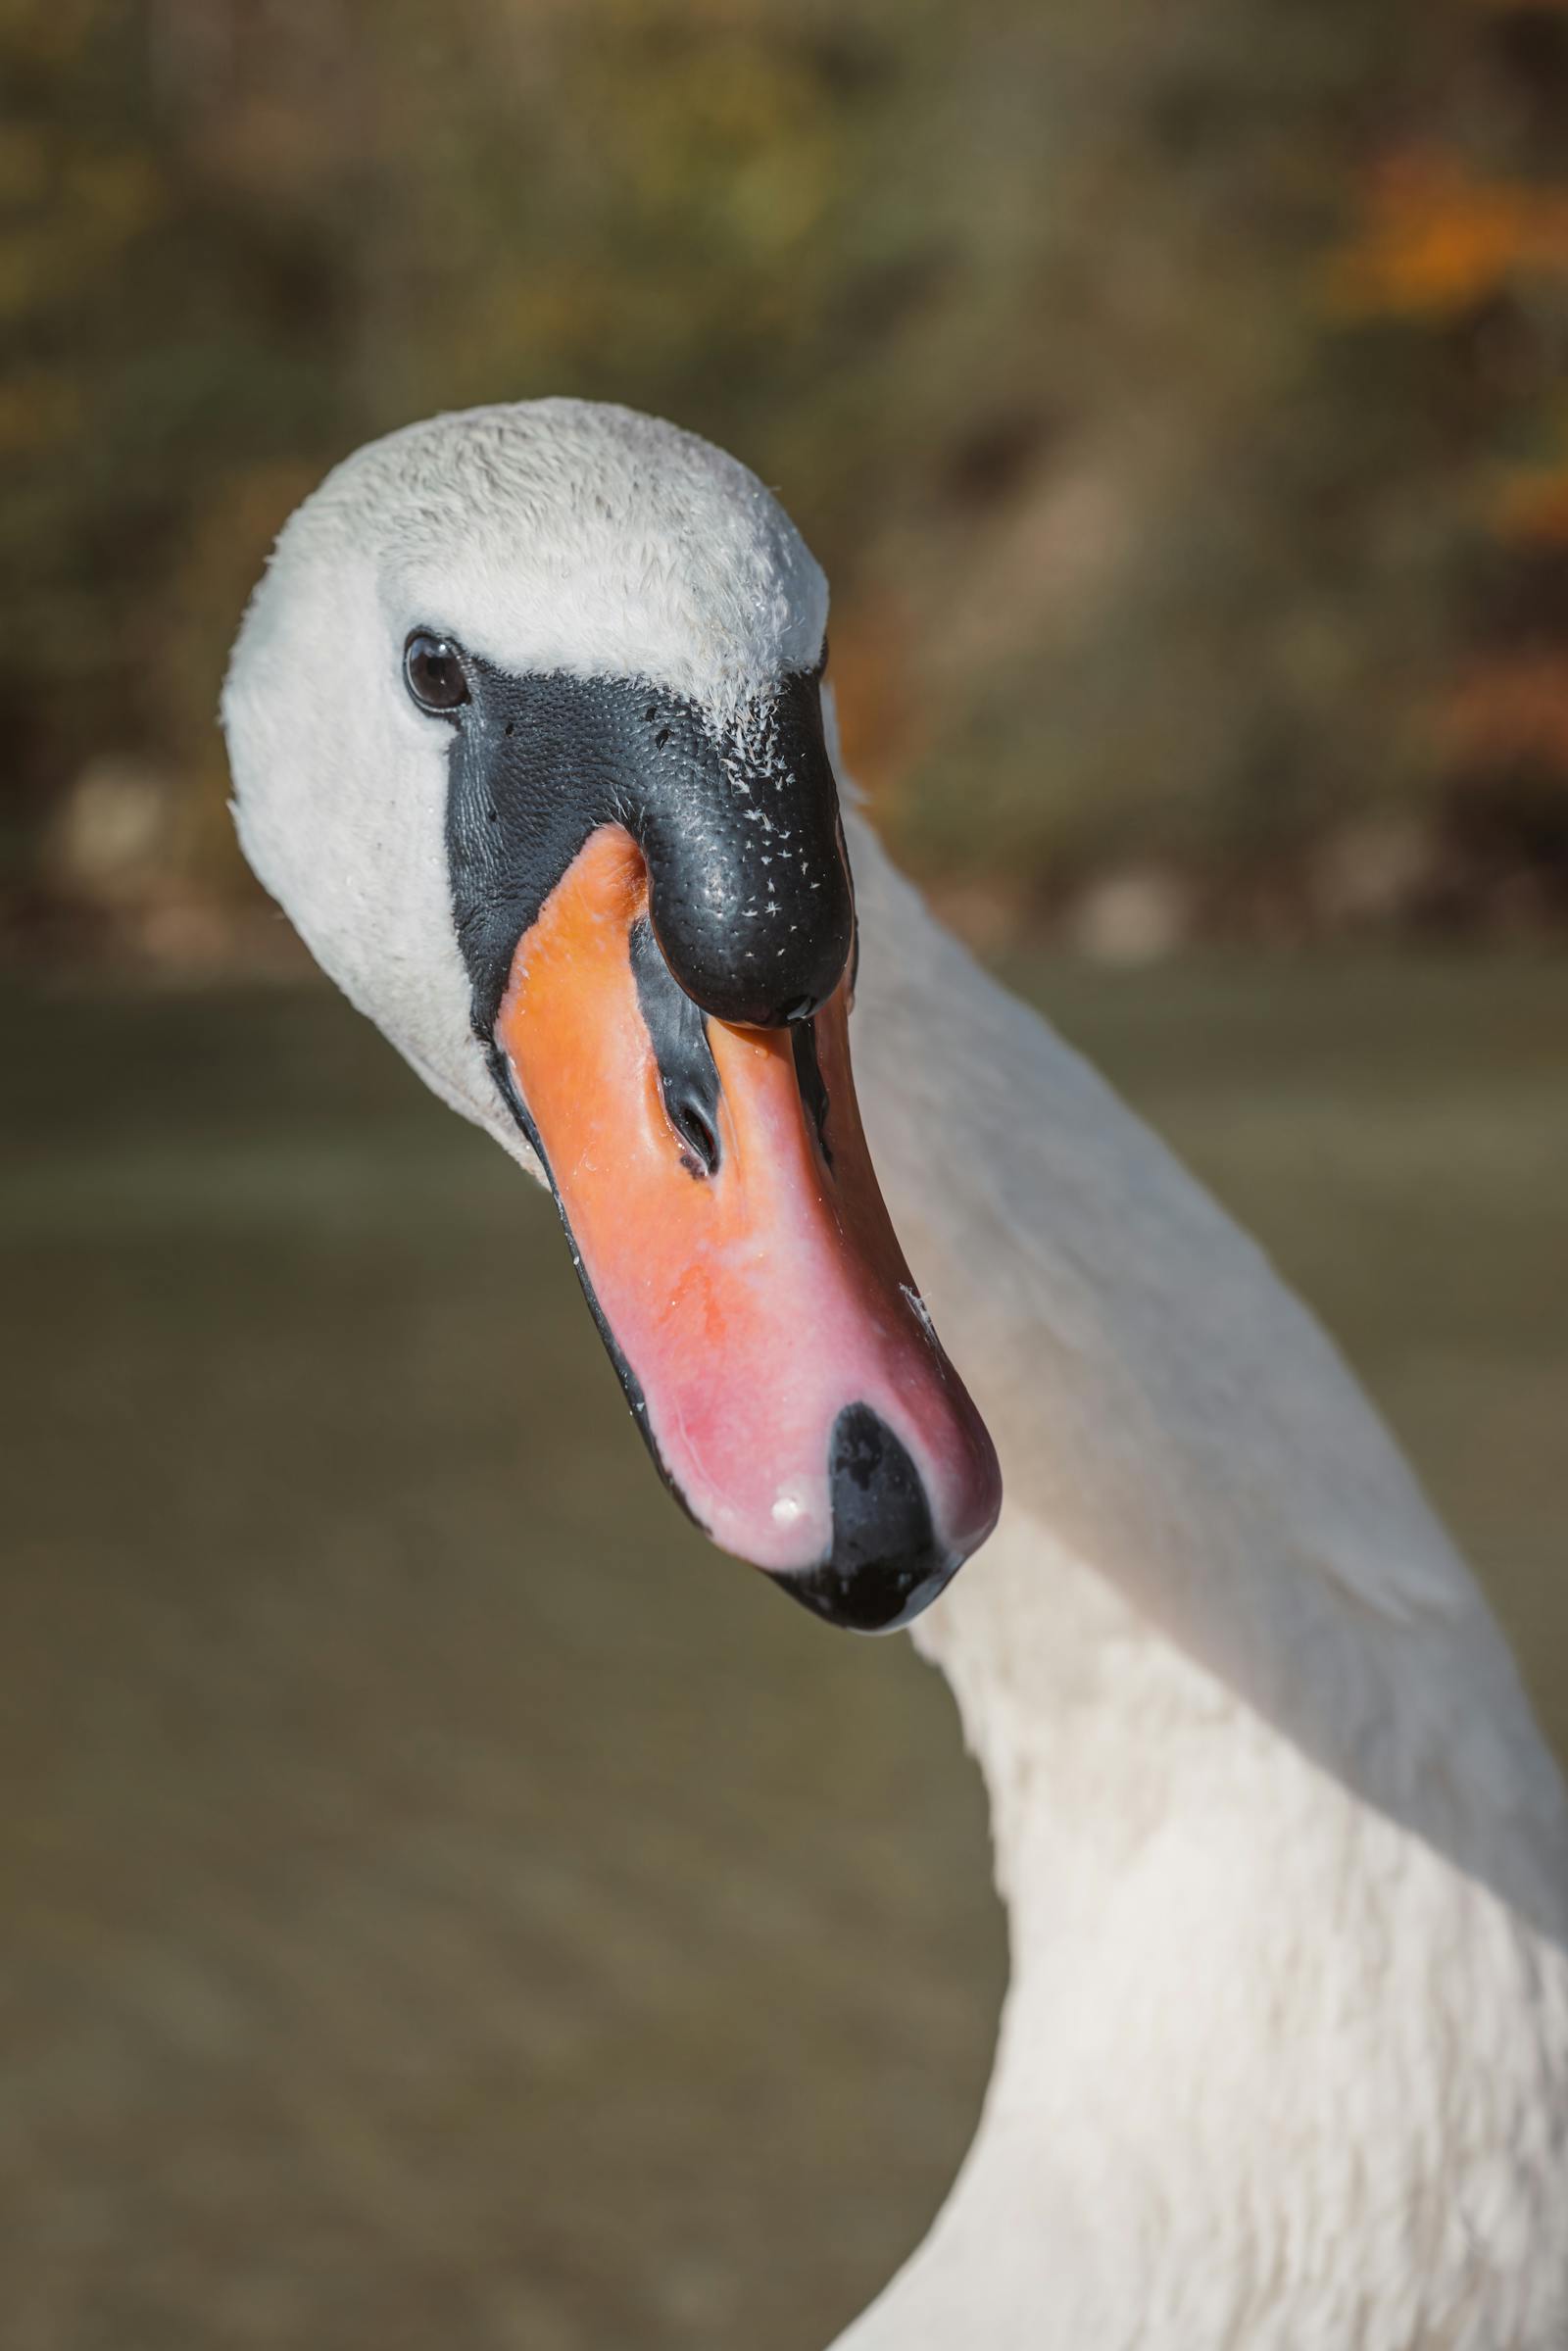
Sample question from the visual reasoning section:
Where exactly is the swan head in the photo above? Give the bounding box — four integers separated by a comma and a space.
222, 398, 1000, 1631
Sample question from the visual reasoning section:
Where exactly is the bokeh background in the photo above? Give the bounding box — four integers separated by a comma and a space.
9, 0, 1568, 950
3, 5, 1567, 2348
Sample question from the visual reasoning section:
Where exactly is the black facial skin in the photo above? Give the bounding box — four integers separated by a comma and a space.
439, 652, 854, 1040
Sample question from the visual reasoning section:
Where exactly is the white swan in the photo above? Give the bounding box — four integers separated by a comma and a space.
222, 398, 1568, 2348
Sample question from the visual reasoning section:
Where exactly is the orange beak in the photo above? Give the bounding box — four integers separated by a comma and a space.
495, 823, 1001, 1631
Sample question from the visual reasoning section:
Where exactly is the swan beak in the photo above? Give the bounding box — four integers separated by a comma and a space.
493, 823, 1002, 1632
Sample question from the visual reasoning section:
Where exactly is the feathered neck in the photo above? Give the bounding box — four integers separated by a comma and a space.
826, 820, 1568, 2349
844, 814, 1562, 1925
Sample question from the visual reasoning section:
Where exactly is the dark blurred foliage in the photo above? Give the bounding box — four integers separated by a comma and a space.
5, 0, 1568, 952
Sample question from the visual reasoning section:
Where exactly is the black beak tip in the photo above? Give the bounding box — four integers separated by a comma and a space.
774, 1402, 964, 1636
775, 1547, 961, 1636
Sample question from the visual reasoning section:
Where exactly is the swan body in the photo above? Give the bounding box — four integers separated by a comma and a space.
222, 399, 1568, 2347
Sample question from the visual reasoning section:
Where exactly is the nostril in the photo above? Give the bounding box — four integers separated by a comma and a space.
775, 1404, 962, 1635
671, 1090, 719, 1179
629, 915, 724, 1180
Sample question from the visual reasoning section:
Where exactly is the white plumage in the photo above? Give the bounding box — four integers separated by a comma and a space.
223, 399, 1568, 2348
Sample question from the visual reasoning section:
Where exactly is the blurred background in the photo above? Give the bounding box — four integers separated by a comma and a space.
3, 4, 1566, 2347
10, 0, 1568, 951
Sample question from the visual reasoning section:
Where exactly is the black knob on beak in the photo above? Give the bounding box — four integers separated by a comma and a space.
640, 673, 854, 1030
445, 656, 855, 1043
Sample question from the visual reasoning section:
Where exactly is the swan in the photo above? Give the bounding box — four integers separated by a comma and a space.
221, 397, 1568, 2348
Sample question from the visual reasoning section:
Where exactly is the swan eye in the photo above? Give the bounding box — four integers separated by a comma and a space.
404, 631, 469, 714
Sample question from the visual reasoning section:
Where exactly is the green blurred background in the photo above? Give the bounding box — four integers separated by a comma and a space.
3, 6, 1567, 2349
7, 0, 1568, 950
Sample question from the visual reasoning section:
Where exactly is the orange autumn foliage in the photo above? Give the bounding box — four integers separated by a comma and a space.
1328, 155, 1568, 318
1444, 656, 1568, 770
1494, 465, 1568, 548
